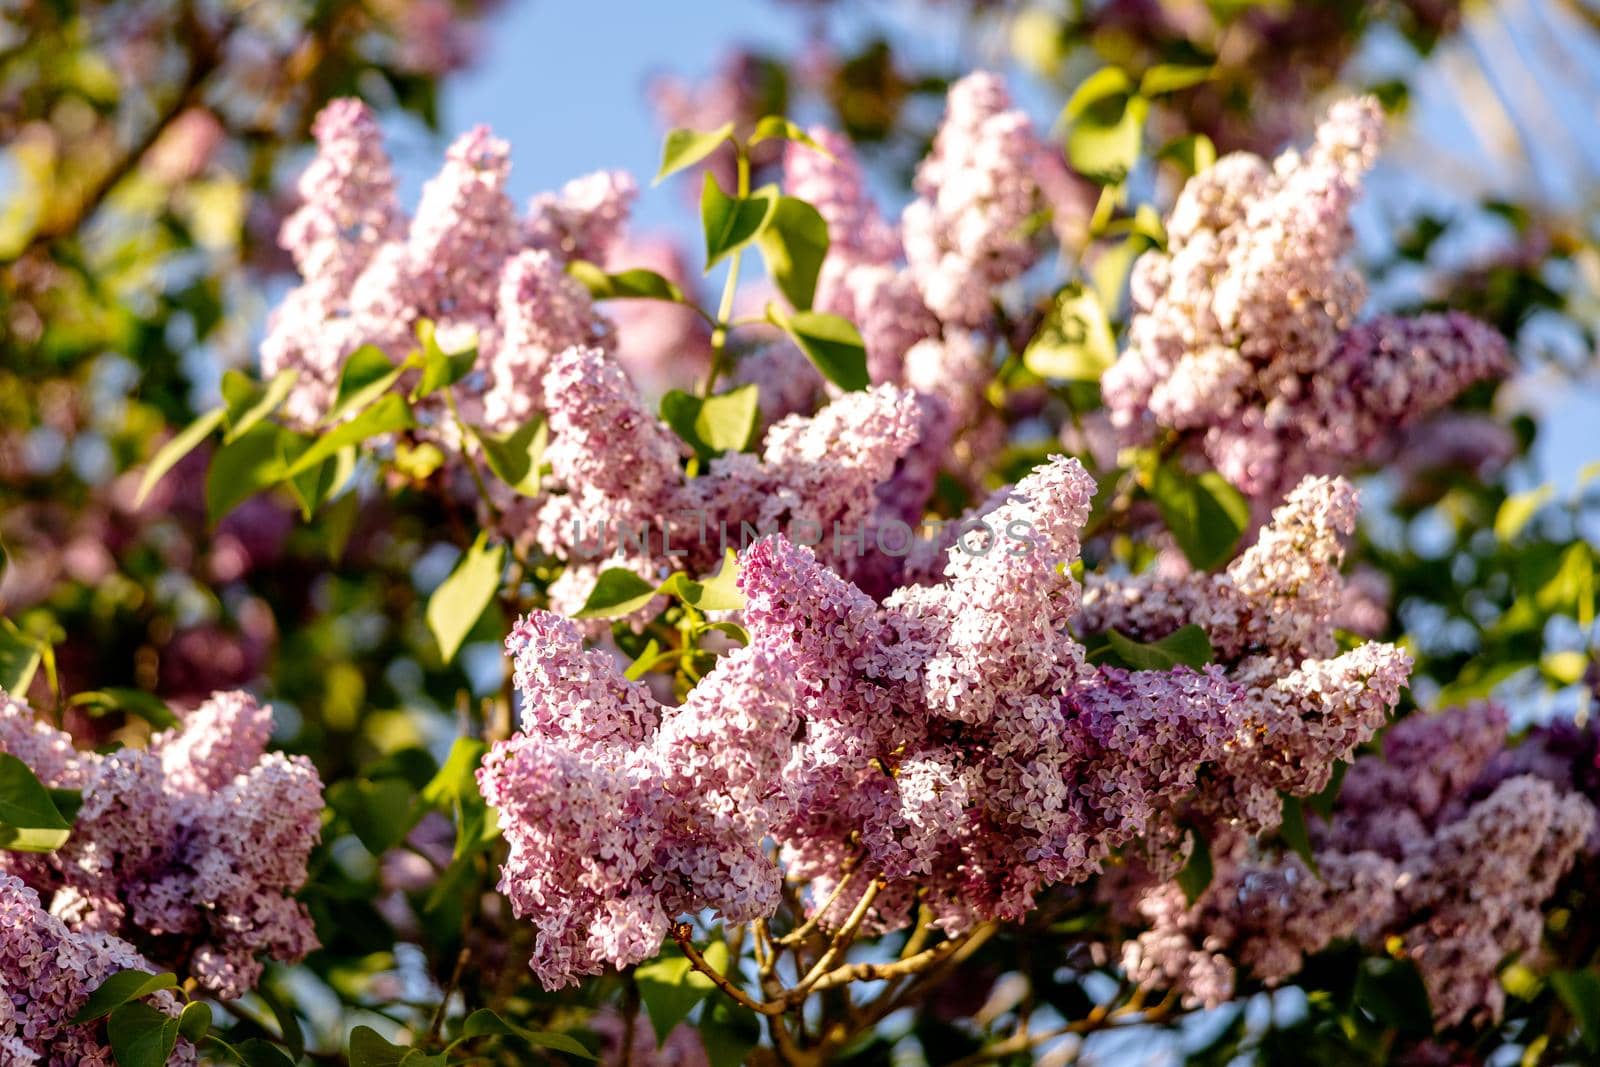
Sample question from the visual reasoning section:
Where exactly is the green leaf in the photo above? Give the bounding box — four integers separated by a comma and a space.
573, 568, 659, 621
660, 386, 761, 459
107, 1000, 181, 1067
459, 1008, 596, 1060
1159, 133, 1217, 177
71, 970, 180, 1024
178, 1001, 212, 1043
658, 550, 745, 613
69, 688, 179, 730
701, 175, 779, 268
700, 998, 761, 1067
1103, 625, 1213, 671
748, 115, 824, 152
1495, 486, 1553, 542
233, 1039, 298, 1067
0, 752, 73, 852
756, 195, 829, 310
1552, 969, 1600, 1053
474, 416, 548, 498
425, 533, 506, 662
655, 123, 736, 183
349, 1026, 446, 1067
410, 323, 478, 401
773, 308, 869, 391
284, 392, 414, 478
0, 619, 43, 695
222, 369, 299, 444
1023, 283, 1117, 382
281, 437, 357, 519
420, 737, 497, 860
1139, 63, 1213, 96
1061, 67, 1136, 121
566, 261, 686, 303
1277, 793, 1319, 873
135, 407, 225, 506
686, 549, 743, 612
636, 941, 730, 1044
206, 422, 286, 525
1148, 462, 1249, 571
1353, 958, 1433, 1036
326, 777, 417, 854
324, 345, 405, 426
1176, 827, 1212, 905
1067, 92, 1148, 185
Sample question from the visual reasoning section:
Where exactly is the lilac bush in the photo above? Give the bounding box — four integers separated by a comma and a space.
2, 16, 1597, 1066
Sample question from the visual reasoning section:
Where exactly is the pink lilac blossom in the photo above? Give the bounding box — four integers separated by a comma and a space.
739, 458, 1247, 935
0, 690, 323, 999
263, 98, 627, 433
1080, 476, 1413, 829
901, 72, 1081, 328
530, 345, 923, 578
1124, 705, 1596, 1027
490, 455, 1417, 987
0, 874, 196, 1067
478, 615, 796, 989
1102, 97, 1509, 503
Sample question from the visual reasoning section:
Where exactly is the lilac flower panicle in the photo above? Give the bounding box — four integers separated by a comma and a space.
0, 875, 196, 1066
263, 101, 628, 432
1103, 97, 1509, 502
480, 617, 796, 989
0, 690, 323, 999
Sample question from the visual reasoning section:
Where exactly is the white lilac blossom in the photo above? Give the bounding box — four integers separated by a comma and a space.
0, 690, 323, 999
1102, 97, 1509, 503
263, 98, 629, 432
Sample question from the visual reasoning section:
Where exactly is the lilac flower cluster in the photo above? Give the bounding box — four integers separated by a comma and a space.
478, 615, 796, 988
264, 98, 627, 432
901, 72, 1081, 328
1125, 704, 1597, 1027
487, 457, 1416, 986
1, 874, 195, 1067
529, 344, 925, 590
777, 76, 1076, 524
0, 690, 324, 999
1080, 475, 1414, 830
1102, 98, 1509, 502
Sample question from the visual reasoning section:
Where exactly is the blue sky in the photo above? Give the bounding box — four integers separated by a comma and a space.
410, 1, 813, 232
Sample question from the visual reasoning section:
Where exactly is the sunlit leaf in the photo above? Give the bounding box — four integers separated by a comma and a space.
574, 568, 659, 620
756, 195, 829, 310
136, 408, 225, 507
1023, 283, 1117, 382
772, 307, 869, 391
425, 533, 506, 662
656, 123, 736, 183
566, 261, 686, 302
701, 174, 779, 267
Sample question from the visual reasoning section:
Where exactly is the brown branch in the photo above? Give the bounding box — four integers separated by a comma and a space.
672, 923, 788, 1017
